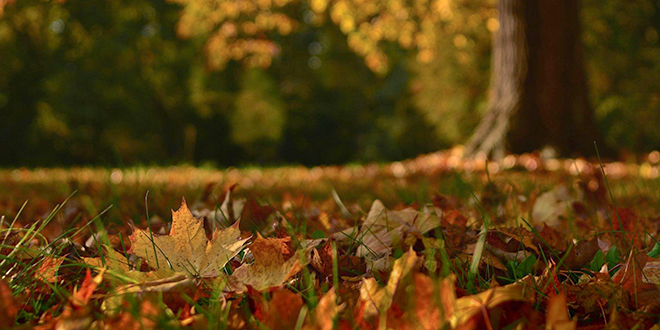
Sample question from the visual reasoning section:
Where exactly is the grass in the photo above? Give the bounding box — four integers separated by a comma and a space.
2, 154, 660, 328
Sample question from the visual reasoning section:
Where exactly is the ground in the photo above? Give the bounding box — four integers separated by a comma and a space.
2, 149, 660, 329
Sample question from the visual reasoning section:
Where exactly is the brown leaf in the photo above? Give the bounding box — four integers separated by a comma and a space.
612, 251, 657, 298
311, 239, 365, 279
610, 207, 644, 252
389, 273, 455, 330
494, 227, 539, 254
240, 198, 275, 232
567, 274, 627, 315
538, 224, 568, 251
432, 194, 461, 211
250, 287, 304, 330
442, 209, 468, 227
228, 235, 306, 292
37, 255, 65, 283
560, 238, 600, 270
451, 281, 529, 327
357, 200, 441, 262
0, 279, 18, 328
532, 186, 577, 227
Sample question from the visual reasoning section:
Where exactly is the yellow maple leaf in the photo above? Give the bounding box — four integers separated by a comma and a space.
227, 235, 307, 292
129, 199, 249, 278
83, 247, 176, 283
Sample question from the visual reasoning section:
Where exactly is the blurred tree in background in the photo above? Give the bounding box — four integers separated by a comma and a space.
0, 0, 659, 166
465, 0, 603, 158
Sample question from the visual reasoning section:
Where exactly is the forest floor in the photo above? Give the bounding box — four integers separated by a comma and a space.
2, 148, 660, 329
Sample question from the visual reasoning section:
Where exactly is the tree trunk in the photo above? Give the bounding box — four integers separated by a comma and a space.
465, 0, 603, 158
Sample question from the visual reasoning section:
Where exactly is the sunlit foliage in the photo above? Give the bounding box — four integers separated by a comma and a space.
174, 0, 473, 74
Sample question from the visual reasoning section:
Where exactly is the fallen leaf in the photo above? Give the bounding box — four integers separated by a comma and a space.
129, 199, 249, 278
240, 198, 275, 232
356, 200, 439, 272
612, 251, 657, 298
538, 224, 568, 251
388, 273, 455, 330
560, 238, 600, 270
641, 260, 660, 284
71, 268, 105, 309
304, 287, 344, 330
357, 249, 419, 321
567, 274, 627, 315
84, 247, 178, 283
0, 279, 18, 328
532, 186, 577, 227
441, 209, 468, 227
311, 239, 365, 279
545, 292, 576, 330
249, 287, 304, 329
102, 274, 196, 314
227, 235, 307, 292
451, 281, 528, 327
37, 255, 65, 283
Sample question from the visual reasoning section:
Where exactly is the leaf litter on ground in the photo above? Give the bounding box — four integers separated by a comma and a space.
3, 151, 660, 329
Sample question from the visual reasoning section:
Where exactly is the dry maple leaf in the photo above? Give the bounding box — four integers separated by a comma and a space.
129, 199, 249, 278
227, 235, 307, 292
83, 247, 177, 283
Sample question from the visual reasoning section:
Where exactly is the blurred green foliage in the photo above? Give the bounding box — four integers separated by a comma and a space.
0, 0, 658, 167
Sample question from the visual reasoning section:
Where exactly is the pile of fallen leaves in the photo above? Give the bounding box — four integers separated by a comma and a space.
3, 163, 660, 329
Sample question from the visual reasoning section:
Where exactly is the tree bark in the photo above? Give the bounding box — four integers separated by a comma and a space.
465, 0, 604, 158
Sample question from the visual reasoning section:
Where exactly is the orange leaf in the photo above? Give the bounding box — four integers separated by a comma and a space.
37, 255, 65, 283
71, 268, 105, 309
0, 279, 18, 328
546, 292, 576, 330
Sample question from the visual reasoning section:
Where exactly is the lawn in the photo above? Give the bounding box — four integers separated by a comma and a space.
2, 150, 660, 329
